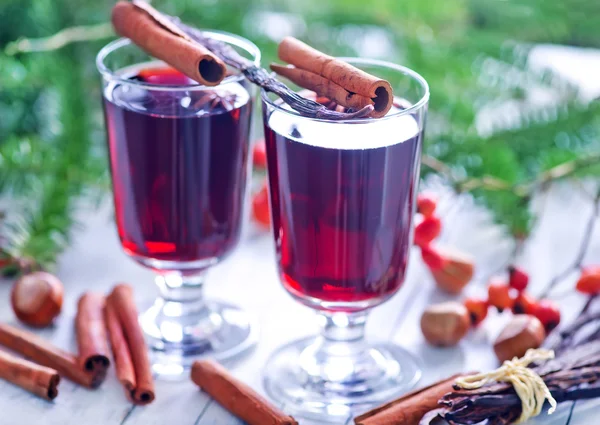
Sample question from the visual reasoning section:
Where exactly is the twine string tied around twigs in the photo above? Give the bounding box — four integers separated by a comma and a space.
455, 349, 557, 423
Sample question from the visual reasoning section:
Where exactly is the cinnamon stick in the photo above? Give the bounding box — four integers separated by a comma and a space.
105, 299, 135, 396
270, 64, 373, 112
111, 1, 227, 86
0, 348, 59, 401
106, 284, 154, 405
277, 36, 394, 117
0, 323, 96, 388
354, 374, 464, 425
76, 293, 110, 383
191, 360, 298, 425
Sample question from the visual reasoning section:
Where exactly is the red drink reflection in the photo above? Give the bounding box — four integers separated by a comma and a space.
264, 105, 422, 307
103, 65, 252, 264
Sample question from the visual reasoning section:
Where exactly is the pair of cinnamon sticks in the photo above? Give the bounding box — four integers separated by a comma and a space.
75, 284, 154, 404
0, 284, 153, 403
0, 319, 105, 400
104, 284, 154, 404
271, 37, 393, 118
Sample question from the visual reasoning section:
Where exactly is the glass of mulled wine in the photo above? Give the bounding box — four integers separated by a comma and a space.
261, 59, 429, 416
96, 33, 260, 376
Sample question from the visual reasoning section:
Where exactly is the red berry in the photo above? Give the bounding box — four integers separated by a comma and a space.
414, 216, 441, 247
512, 292, 537, 315
533, 299, 561, 332
508, 266, 529, 292
487, 279, 514, 312
464, 297, 489, 326
576, 266, 600, 295
417, 193, 437, 218
420, 245, 447, 271
252, 139, 267, 169
251, 181, 270, 228
0, 256, 13, 269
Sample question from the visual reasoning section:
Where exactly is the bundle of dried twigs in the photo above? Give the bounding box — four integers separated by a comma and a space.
421, 296, 600, 425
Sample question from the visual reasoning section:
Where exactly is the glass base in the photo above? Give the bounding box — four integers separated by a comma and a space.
140, 299, 258, 378
263, 336, 422, 421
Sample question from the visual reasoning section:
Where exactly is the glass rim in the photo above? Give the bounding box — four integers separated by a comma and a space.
261, 57, 429, 123
96, 31, 261, 91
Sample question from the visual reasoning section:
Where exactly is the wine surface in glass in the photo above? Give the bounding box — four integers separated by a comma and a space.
103, 65, 252, 264
264, 106, 422, 308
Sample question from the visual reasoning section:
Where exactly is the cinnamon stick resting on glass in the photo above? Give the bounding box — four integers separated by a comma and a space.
0, 348, 60, 401
0, 323, 97, 388
111, 1, 227, 86
270, 64, 374, 113
191, 360, 298, 425
75, 293, 110, 383
272, 37, 394, 118
105, 284, 155, 405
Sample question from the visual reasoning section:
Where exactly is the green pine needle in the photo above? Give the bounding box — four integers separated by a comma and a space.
0, 0, 598, 264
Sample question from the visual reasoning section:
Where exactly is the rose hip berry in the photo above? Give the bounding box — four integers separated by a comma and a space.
251, 181, 270, 228
464, 297, 489, 326
508, 266, 529, 292
512, 291, 537, 315
487, 279, 514, 312
414, 215, 441, 247
420, 245, 447, 271
252, 139, 267, 169
575, 266, 600, 295
533, 299, 561, 332
417, 193, 437, 218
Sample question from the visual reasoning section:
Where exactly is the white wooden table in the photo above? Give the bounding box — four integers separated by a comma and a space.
0, 45, 599, 425
0, 179, 598, 425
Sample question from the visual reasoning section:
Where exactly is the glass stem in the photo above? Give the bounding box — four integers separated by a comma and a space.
300, 311, 385, 386
321, 311, 368, 344
155, 271, 209, 317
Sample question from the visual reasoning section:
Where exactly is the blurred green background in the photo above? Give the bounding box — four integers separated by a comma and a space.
0, 0, 599, 269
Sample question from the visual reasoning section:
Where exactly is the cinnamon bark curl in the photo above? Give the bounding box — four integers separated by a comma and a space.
191, 360, 298, 425
111, 1, 226, 86
273, 37, 394, 118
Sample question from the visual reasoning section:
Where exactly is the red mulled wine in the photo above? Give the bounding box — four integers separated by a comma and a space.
264, 105, 422, 307
103, 64, 252, 265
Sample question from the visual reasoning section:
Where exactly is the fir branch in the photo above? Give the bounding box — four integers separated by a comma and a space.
4, 22, 113, 55
0, 0, 599, 264
422, 153, 600, 196
3, 46, 97, 269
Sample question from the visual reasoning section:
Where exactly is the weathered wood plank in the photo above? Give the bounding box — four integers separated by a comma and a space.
0, 181, 597, 425
196, 400, 245, 425
124, 381, 211, 425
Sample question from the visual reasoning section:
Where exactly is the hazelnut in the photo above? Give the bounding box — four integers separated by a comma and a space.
11, 271, 64, 327
420, 301, 470, 347
430, 247, 475, 294
493, 314, 546, 363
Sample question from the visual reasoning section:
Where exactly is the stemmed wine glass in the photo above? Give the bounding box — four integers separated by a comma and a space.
96, 32, 260, 376
261, 58, 429, 416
